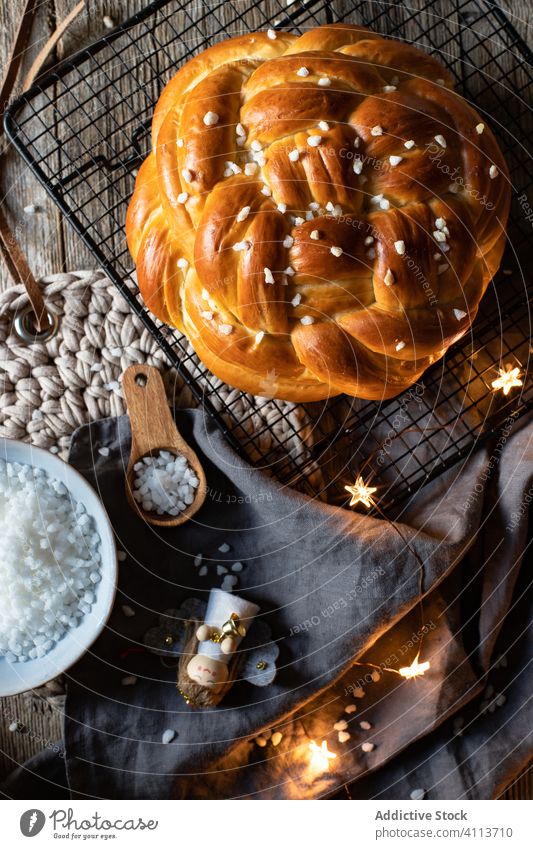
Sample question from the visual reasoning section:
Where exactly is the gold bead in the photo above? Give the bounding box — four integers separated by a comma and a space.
256, 661, 267, 670
164, 634, 174, 645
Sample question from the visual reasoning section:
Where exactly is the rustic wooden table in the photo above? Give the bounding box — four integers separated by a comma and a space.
0, 0, 530, 798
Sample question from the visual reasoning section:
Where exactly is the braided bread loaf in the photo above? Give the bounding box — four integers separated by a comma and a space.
126, 24, 510, 401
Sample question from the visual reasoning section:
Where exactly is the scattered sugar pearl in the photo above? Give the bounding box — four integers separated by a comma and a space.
366, 248, 376, 260
177, 258, 189, 270
9, 721, 19, 732
310, 230, 320, 240
371, 669, 381, 682
217, 565, 228, 576
394, 240, 405, 255
434, 134, 447, 148
318, 120, 329, 131
267, 28, 276, 40
404, 139, 415, 149
198, 566, 208, 577
23, 203, 39, 214
278, 203, 288, 214
361, 742, 375, 752
193, 553, 202, 567
364, 235, 374, 246
300, 315, 314, 325
221, 574, 238, 591
121, 675, 137, 686
177, 138, 184, 147
489, 165, 499, 179
181, 168, 193, 182
200, 311, 213, 320
389, 155, 402, 167
288, 149, 299, 162
433, 230, 447, 243
453, 308, 467, 320
285, 266, 295, 276
177, 192, 188, 204
264, 268, 275, 285
103, 16, 114, 29
410, 788, 426, 800
291, 293, 302, 307
283, 235, 294, 248
330, 246, 343, 257
345, 704, 357, 714
236, 122, 246, 137
132, 450, 200, 516
162, 729, 176, 744
476, 123, 485, 134
338, 731, 351, 743
203, 111, 219, 126
307, 135, 322, 147
237, 206, 251, 222
218, 543, 230, 553
219, 324, 233, 335
297, 67, 309, 77
244, 162, 258, 176
383, 85, 396, 92
233, 241, 248, 252
256, 736, 267, 747
371, 125, 383, 136
384, 268, 395, 287
395, 340, 406, 352
255, 331, 265, 345
318, 77, 331, 86
359, 720, 372, 730
98, 446, 110, 458
271, 731, 283, 746
121, 605, 135, 618
380, 198, 390, 210
231, 562, 244, 572
334, 720, 348, 731
353, 687, 365, 698
353, 156, 363, 174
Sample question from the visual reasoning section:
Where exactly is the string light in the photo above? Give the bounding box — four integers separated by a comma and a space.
398, 652, 431, 679
308, 740, 337, 772
344, 475, 377, 508
491, 365, 523, 396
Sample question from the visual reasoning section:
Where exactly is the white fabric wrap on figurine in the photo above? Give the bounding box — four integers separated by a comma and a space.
199, 590, 260, 662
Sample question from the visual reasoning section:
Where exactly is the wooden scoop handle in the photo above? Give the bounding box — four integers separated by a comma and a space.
122, 364, 186, 461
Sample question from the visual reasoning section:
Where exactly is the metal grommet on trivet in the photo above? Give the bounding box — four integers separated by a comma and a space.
12, 305, 59, 344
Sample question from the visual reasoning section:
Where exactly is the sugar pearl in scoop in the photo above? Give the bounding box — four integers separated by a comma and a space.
132, 451, 199, 516
0, 459, 102, 663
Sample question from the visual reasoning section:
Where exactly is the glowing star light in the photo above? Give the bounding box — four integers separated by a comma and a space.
398, 653, 431, 680
345, 476, 377, 509
491, 365, 523, 396
308, 740, 337, 772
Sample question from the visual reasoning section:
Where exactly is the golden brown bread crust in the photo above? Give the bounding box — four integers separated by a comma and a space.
126, 24, 511, 401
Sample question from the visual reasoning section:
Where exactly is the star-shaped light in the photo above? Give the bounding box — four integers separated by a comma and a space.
491, 365, 523, 396
308, 740, 337, 772
345, 475, 377, 509
398, 652, 431, 680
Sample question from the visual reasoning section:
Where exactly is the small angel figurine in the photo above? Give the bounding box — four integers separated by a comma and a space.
178, 589, 260, 707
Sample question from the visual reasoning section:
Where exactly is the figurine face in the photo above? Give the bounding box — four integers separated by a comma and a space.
187, 654, 229, 692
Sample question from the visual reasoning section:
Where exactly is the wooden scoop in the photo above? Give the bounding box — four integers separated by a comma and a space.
122, 364, 207, 527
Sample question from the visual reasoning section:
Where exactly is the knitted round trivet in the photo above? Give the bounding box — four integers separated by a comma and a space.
0, 270, 315, 466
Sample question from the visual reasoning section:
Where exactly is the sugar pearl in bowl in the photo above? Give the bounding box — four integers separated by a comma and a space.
0, 439, 116, 696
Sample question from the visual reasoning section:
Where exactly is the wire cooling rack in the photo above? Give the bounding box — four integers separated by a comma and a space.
4, 0, 532, 511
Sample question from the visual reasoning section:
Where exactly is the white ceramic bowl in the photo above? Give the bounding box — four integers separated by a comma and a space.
0, 438, 117, 695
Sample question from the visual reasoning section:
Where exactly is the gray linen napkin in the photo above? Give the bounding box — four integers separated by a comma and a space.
50, 409, 530, 799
